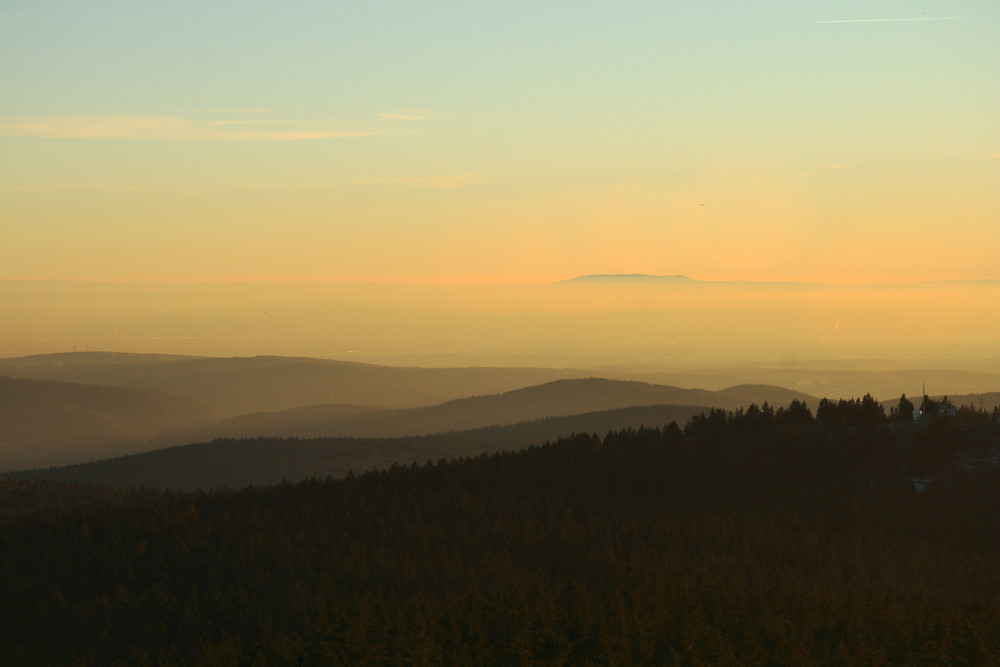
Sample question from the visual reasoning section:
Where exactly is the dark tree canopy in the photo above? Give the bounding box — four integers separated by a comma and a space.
2, 400, 1000, 665
893, 393, 915, 421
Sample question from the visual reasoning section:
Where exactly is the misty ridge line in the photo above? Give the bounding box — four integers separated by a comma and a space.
10, 384, 1000, 492
560, 274, 1000, 287
4, 275, 1000, 288
4, 350, 1000, 479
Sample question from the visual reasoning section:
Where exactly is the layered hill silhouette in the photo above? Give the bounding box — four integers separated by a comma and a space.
12, 380, 817, 489
563, 273, 695, 283
7, 401, 1000, 664
616, 367, 1000, 402
943, 391, 1000, 411
0, 352, 588, 417
0, 350, 824, 476
7, 352, 996, 420
8, 404, 715, 490
146, 378, 816, 447
0, 375, 217, 472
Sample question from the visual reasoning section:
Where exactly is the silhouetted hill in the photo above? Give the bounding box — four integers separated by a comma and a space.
5, 411, 1000, 664
715, 383, 819, 407
0, 353, 588, 417
14, 380, 814, 490
0, 351, 201, 368
616, 367, 1000, 402
0, 375, 218, 471
146, 378, 817, 448
563, 273, 695, 284
942, 392, 1000, 411
147, 403, 388, 446
8, 403, 717, 490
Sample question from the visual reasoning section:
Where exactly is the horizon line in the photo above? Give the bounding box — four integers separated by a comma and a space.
3, 274, 1000, 288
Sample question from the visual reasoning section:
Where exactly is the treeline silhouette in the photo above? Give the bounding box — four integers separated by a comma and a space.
2, 398, 1000, 665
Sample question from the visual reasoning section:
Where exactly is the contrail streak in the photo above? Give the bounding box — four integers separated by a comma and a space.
815, 16, 989, 24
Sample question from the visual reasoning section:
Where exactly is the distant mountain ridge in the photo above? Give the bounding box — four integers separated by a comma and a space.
0, 352, 588, 417
564, 274, 694, 283
5, 403, 724, 490
10, 351, 996, 485
561, 275, 1000, 287
0, 351, 202, 368
146, 378, 818, 448
0, 354, 818, 474
0, 375, 218, 472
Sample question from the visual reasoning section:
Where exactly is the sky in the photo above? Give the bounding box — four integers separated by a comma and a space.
0, 1, 998, 365
1, 0, 998, 284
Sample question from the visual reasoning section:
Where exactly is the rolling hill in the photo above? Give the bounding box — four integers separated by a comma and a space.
0, 354, 819, 477
0, 352, 588, 417
145, 378, 817, 447
11, 379, 818, 489
611, 367, 1000, 403
0, 375, 218, 472
7, 403, 718, 490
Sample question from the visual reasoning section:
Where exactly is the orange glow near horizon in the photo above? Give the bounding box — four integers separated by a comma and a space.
2, 3, 998, 363
3, 278, 998, 366
21, 271, 995, 287
21, 273, 572, 286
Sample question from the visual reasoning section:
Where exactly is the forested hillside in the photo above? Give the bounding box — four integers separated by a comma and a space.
144, 378, 813, 449
6, 403, 715, 490
3, 399, 1000, 665
0, 375, 218, 471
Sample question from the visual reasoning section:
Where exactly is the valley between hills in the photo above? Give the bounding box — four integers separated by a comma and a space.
3, 351, 999, 489
5, 351, 1000, 663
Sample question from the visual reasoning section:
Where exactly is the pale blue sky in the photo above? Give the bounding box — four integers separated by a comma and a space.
1, 0, 998, 281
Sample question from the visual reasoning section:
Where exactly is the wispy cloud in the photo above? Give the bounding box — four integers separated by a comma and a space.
352, 174, 492, 189
376, 111, 432, 123
6, 184, 156, 193
5, 181, 333, 194
815, 16, 992, 24
0, 113, 427, 141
